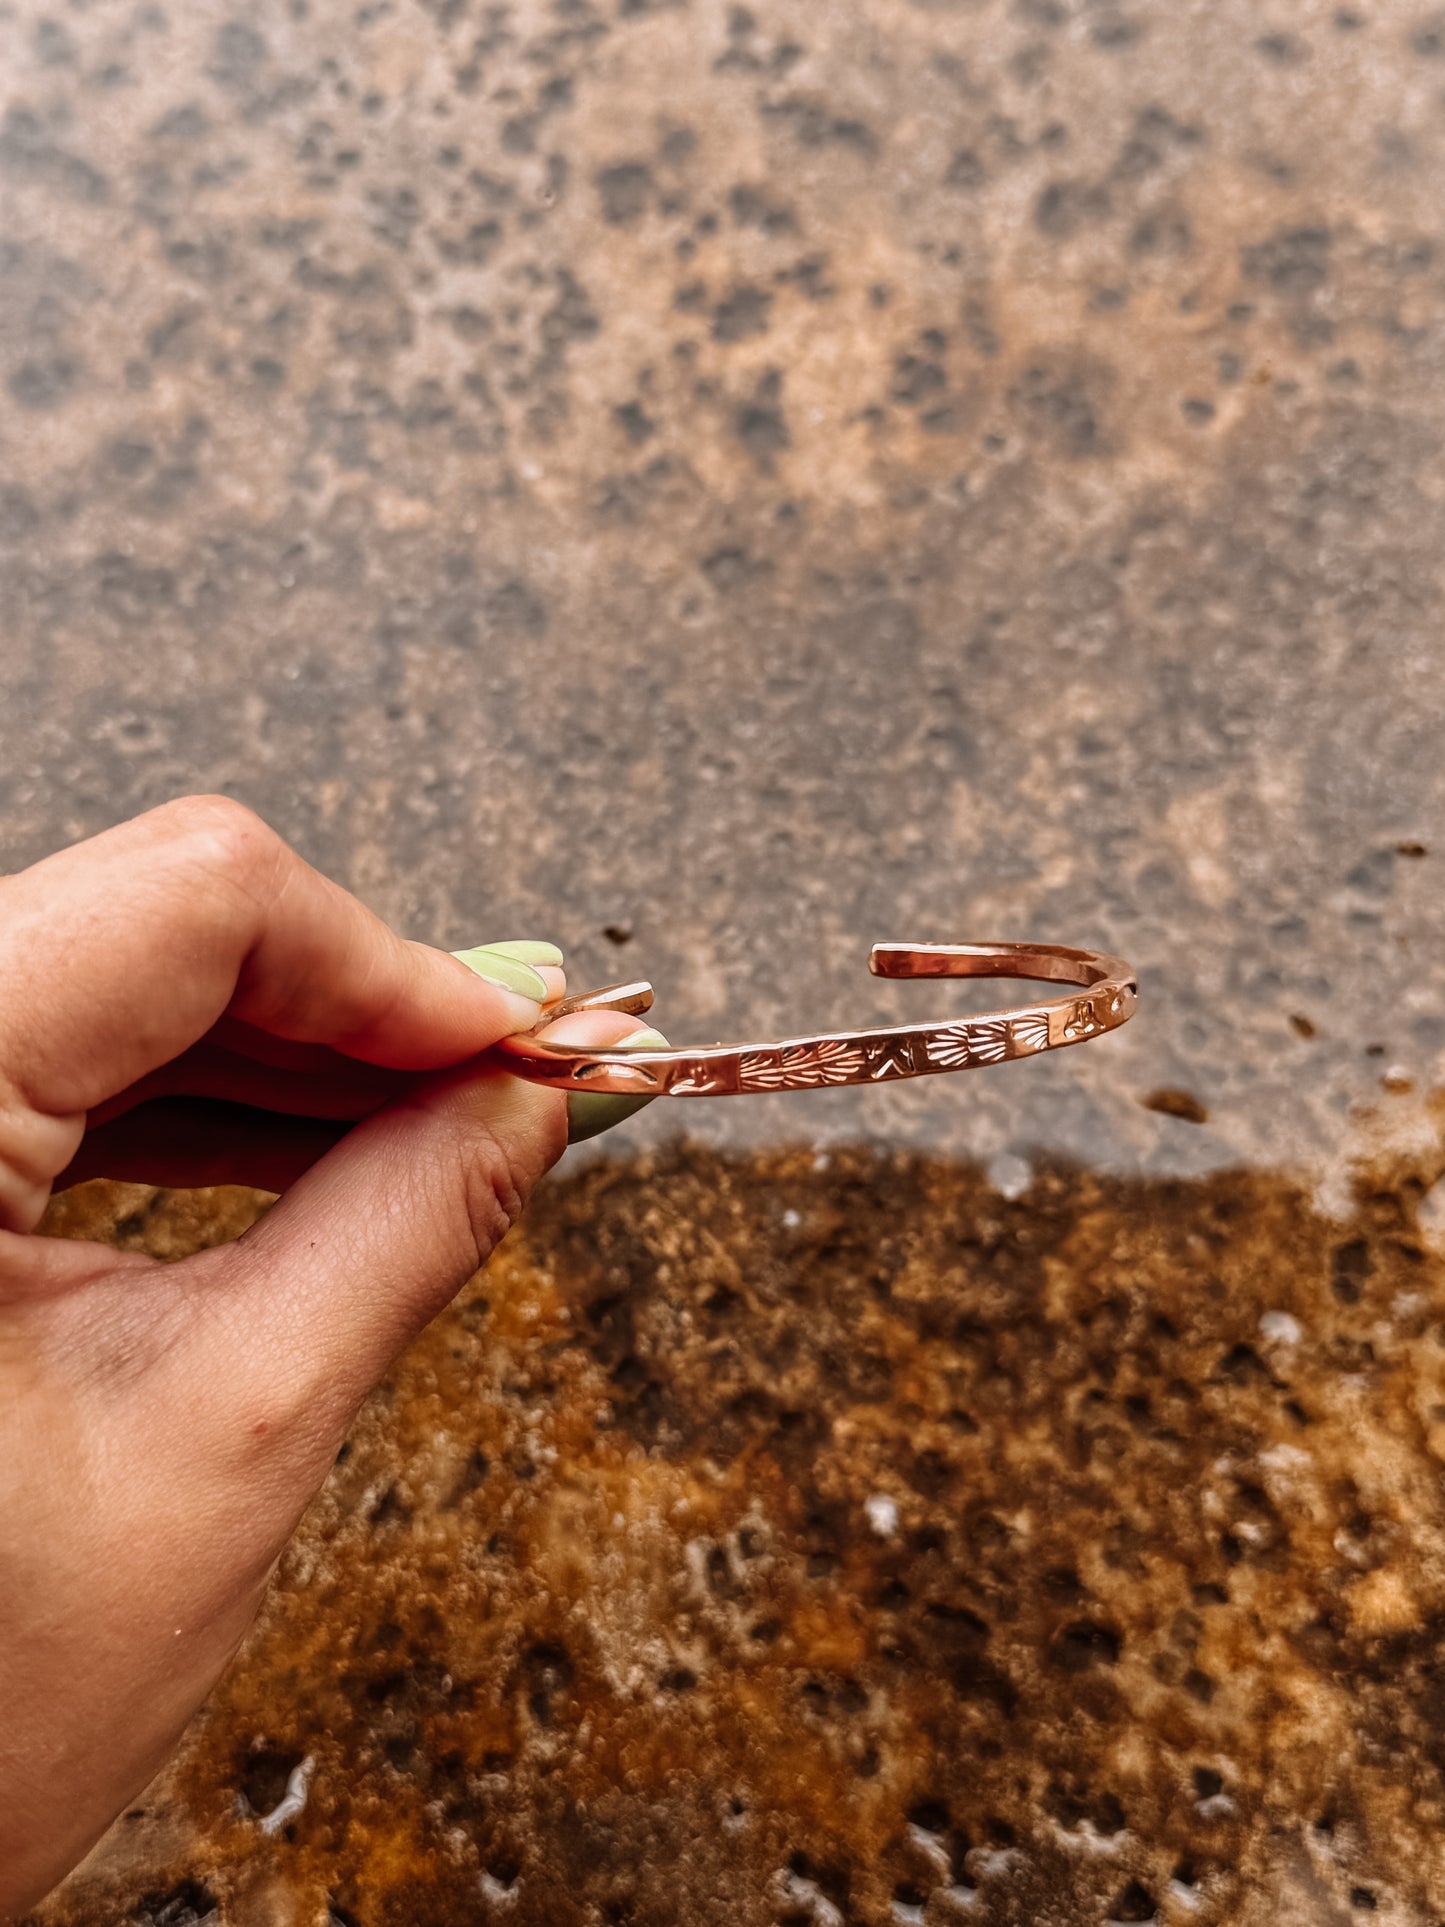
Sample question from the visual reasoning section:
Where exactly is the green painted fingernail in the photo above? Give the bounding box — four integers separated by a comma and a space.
451, 945, 548, 1003
567, 1028, 668, 1144
474, 940, 564, 968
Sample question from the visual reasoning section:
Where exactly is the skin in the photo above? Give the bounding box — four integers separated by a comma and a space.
0, 796, 656, 1917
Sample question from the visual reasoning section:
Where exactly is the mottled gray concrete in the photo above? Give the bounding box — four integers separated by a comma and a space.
3, 0, 1444, 1174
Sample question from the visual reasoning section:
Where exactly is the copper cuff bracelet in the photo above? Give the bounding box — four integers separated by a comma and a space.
496, 941, 1137, 1099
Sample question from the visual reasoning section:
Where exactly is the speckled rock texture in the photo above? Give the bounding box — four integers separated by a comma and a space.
3, 0, 1444, 1172
27, 1129, 1445, 1927
7, 0, 1445, 1921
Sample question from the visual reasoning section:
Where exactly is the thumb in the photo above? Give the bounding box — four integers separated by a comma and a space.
190, 1008, 650, 1459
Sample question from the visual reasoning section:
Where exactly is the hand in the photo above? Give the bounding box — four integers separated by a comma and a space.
0, 797, 656, 1914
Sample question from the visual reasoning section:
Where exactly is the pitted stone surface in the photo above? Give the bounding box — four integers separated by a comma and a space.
8, 8, 1445, 1921
28, 1131, 1445, 1926
3, 0, 1444, 1171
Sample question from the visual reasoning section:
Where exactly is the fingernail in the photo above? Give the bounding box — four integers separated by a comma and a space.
472, 939, 564, 968
451, 944, 549, 1006
567, 1027, 669, 1145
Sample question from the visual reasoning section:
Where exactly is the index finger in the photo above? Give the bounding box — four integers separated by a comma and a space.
0, 797, 561, 1217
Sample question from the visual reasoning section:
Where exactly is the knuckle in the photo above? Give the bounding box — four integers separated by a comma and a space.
174, 790, 271, 867
455, 1119, 532, 1270
156, 796, 286, 914
152, 791, 260, 842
